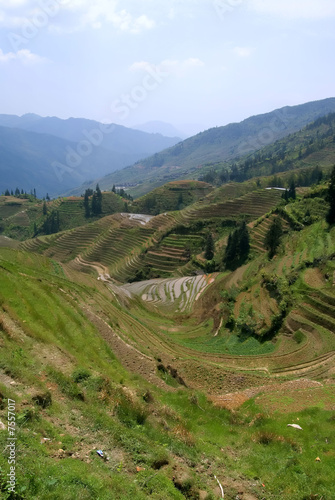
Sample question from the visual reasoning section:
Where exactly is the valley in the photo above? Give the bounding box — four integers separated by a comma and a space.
1, 106, 335, 499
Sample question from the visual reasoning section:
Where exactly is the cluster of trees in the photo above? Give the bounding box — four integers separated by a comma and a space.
112, 185, 133, 201
41, 210, 60, 235
224, 222, 250, 270
83, 184, 103, 217
3, 188, 36, 199
281, 180, 296, 201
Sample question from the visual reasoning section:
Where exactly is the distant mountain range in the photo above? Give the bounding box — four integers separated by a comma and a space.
0, 114, 180, 197
132, 121, 187, 139
2, 98, 335, 199
87, 97, 335, 197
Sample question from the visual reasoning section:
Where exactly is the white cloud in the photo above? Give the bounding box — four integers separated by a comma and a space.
0, 48, 48, 64
185, 58, 205, 67
249, 0, 335, 19
233, 46, 254, 58
0, 0, 156, 33
0, 0, 28, 6
57, 0, 155, 33
130, 58, 205, 76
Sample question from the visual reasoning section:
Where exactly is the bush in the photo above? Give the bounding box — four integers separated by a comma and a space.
293, 330, 305, 344
72, 368, 91, 383
32, 391, 52, 409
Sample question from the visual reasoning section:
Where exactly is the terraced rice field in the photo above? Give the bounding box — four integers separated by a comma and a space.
143, 234, 203, 274
183, 189, 283, 221
122, 274, 215, 312
249, 214, 289, 254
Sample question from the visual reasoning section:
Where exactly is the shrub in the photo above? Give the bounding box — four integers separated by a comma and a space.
32, 391, 52, 409
293, 330, 305, 344
72, 368, 91, 383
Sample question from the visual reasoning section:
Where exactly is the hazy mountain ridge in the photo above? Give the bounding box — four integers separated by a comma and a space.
0, 115, 181, 197
92, 97, 335, 197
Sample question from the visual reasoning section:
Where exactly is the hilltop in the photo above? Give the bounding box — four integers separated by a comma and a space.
0, 190, 128, 241
131, 180, 213, 215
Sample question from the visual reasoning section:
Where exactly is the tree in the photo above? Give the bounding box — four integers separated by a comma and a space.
95, 184, 102, 214
91, 185, 103, 216
224, 223, 250, 270
91, 192, 98, 215
326, 165, 335, 225
288, 180, 296, 200
42, 201, 47, 215
204, 233, 214, 261
265, 217, 283, 258
43, 210, 60, 235
84, 190, 90, 218
239, 222, 250, 259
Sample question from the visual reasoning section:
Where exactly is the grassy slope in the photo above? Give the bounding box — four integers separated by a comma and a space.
17, 185, 282, 282
2, 117, 335, 497
131, 180, 213, 215
1, 247, 335, 500
0, 192, 126, 241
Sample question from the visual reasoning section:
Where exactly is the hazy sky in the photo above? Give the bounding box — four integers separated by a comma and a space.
0, 0, 335, 134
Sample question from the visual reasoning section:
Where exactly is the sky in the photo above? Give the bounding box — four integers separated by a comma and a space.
0, 0, 335, 135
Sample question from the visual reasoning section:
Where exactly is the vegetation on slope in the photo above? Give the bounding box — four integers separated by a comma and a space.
92, 98, 335, 197
0, 191, 127, 241
131, 181, 213, 215
1, 246, 335, 499
2, 116, 335, 499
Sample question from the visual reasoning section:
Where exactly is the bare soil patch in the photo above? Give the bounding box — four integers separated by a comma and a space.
304, 268, 326, 289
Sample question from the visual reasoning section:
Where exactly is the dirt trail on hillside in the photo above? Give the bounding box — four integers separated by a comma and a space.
82, 305, 175, 391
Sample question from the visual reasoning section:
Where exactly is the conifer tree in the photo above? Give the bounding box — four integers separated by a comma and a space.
84, 190, 90, 218
265, 217, 283, 258
204, 233, 214, 261
326, 165, 335, 225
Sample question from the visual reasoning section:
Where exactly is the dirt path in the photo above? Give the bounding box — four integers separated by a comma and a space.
82, 305, 175, 391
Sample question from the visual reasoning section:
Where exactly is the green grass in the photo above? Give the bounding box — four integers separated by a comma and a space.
2, 174, 335, 498
168, 328, 276, 356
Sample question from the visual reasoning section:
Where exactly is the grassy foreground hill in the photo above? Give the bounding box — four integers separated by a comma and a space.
2, 117, 335, 497
1, 181, 335, 498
